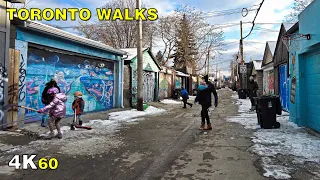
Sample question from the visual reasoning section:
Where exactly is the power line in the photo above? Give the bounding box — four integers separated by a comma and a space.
243, 0, 265, 39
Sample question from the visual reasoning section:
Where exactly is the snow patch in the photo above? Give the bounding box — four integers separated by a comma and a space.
230, 97, 320, 179
262, 157, 292, 179
161, 99, 181, 104
108, 106, 166, 121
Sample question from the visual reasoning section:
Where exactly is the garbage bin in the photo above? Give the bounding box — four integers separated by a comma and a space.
238, 89, 247, 99
254, 95, 282, 129
173, 89, 181, 99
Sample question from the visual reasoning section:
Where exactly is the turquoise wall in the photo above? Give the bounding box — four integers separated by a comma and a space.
289, 0, 320, 129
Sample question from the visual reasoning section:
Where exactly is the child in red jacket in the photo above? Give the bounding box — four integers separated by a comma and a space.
72, 91, 85, 126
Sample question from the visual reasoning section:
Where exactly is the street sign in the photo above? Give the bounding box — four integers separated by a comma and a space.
240, 65, 247, 73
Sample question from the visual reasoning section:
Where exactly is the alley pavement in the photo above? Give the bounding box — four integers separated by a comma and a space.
0, 88, 319, 180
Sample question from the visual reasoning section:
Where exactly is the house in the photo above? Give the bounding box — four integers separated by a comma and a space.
288, 0, 320, 132
251, 60, 263, 96
261, 41, 277, 95
121, 48, 161, 108
273, 23, 294, 111
8, 18, 126, 125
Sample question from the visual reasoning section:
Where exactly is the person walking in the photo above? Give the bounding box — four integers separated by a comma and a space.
248, 76, 259, 111
195, 75, 218, 130
181, 87, 192, 108
41, 78, 60, 127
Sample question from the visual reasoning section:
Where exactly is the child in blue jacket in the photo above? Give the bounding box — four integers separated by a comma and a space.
181, 87, 193, 108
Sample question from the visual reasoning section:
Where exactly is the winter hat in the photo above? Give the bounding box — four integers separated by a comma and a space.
74, 91, 83, 97
203, 75, 209, 83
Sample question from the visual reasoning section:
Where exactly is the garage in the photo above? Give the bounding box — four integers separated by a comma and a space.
304, 50, 320, 132
25, 46, 116, 122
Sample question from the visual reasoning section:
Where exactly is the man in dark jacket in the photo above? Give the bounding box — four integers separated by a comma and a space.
41, 78, 61, 127
181, 87, 192, 108
248, 76, 258, 111
195, 75, 218, 130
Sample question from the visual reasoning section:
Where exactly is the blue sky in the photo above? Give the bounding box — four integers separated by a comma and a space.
15, 0, 297, 76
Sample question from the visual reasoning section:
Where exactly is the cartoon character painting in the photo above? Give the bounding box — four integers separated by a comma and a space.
25, 48, 115, 122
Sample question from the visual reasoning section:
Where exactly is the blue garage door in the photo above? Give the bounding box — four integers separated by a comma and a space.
305, 51, 320, 132
279, 64, 289, 111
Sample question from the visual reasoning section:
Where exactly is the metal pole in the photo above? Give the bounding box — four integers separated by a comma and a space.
136, 0, 143, 111
240, 21, 245, 89
207, 50, 210, 75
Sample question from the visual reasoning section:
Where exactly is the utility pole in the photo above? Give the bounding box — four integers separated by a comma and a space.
136, 0, 143, 111
207, 49, 210, 75
240, 21, 245, 89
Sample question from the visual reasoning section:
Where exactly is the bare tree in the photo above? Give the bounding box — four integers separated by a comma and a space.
75, 0, 153, 49
285, 0, 314, 22
170, 5, 225, 72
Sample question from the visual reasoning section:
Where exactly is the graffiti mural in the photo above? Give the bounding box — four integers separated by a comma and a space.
159, 73, 168, 99
268, 70, 274, 94
25, 48, 114, 122
143, 71, 155, 102
0, 62, 7, 123
175, 77, 181, 89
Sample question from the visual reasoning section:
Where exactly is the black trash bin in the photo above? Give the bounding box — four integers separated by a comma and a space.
238, 89, 247, 99
173, 89, 181, 99
254, 95, 282, 129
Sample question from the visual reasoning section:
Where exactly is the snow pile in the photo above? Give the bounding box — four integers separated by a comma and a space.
108, 106, 166, 121
161, 99, 181, 104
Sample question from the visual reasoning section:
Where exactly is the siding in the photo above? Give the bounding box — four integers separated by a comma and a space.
256, 71, 263, 96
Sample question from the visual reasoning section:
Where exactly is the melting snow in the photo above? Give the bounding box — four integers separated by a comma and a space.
229, 93, 320, 179
161, 99, 181, 104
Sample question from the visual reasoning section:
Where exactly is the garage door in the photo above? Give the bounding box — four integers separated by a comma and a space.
279, 64, 289, 111
143, 71, 155, 102
305, 51, 320, 131
25, 47, 115, 122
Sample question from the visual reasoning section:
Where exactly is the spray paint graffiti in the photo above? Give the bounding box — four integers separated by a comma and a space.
19, 54, 26, 102
159, 73, 169, 99
25, 48, 115, 122
175, 77, 181, 89
0, 62, 8, 122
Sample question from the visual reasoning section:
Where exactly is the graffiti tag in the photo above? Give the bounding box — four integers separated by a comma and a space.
19, 54, 26, 102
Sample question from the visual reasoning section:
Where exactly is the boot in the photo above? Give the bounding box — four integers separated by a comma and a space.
44, 133, 54, 140
200, 123, 205, 130
56, 133, 62, 139
205, 123, 212, 130
190, 104, 193, 108
79, 120, 83, 126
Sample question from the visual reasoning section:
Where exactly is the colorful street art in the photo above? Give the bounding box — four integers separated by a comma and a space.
268, 70, 274, 94
175, 77, 181, 89
25, 48, 114, 122
159, 73, 169, 99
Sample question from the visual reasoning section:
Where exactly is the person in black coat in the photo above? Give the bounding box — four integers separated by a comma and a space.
41, 78, 61, 127
248, 76, 258, 111
195, 75, 218, 130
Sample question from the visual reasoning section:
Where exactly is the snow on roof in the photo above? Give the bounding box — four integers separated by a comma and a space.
120, 48, 149, 60
253, 60, 262, 70
267, 41, 277, 56
283, 23, 295, 31
176, 71, 190, 77
23, 21, 127, 55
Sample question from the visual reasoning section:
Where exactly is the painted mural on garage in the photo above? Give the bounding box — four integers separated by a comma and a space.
25, 47, 114, 122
